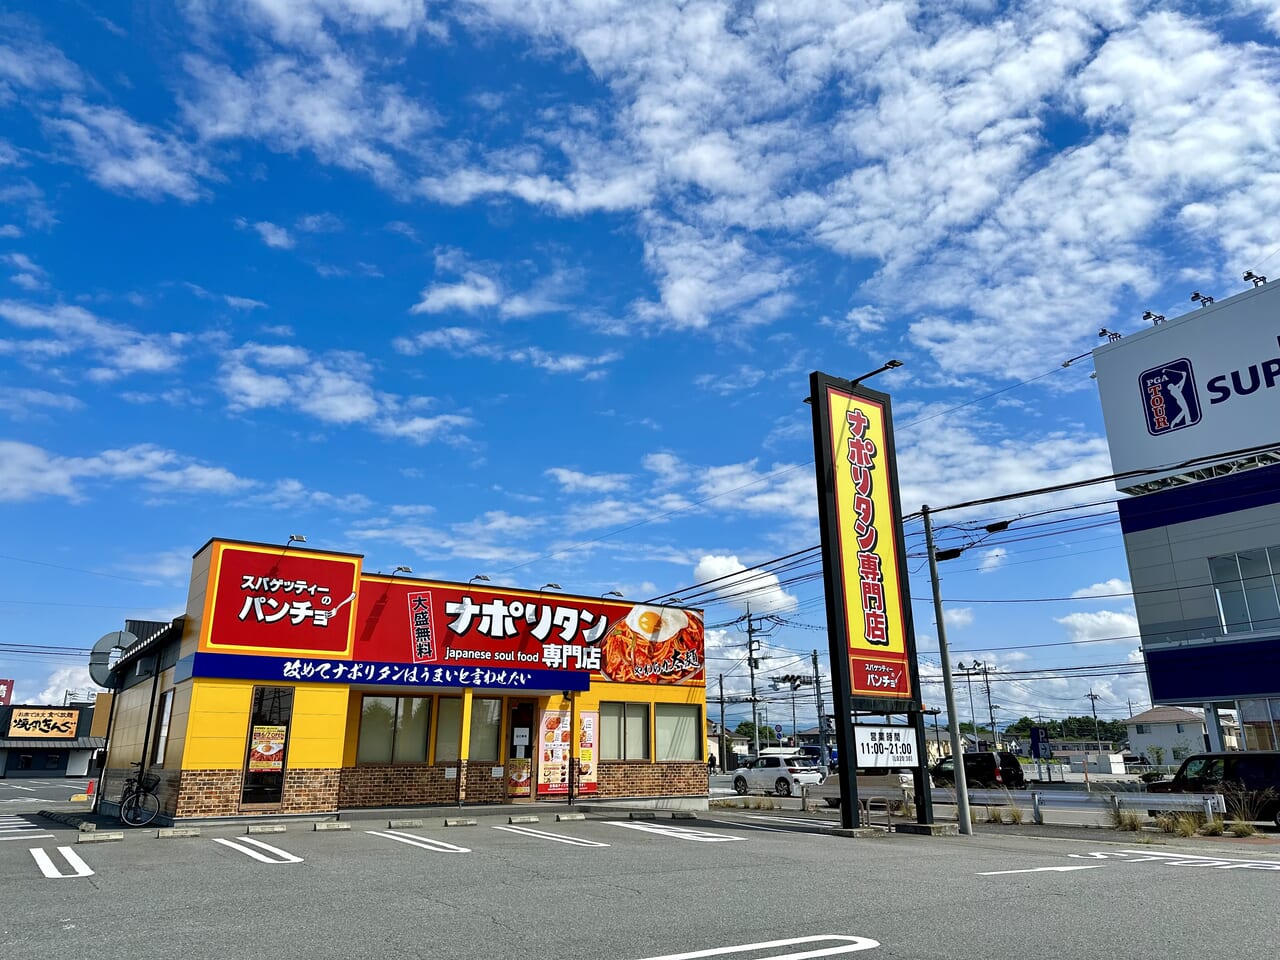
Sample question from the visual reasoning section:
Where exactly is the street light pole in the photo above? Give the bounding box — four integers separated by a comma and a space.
923, 504, 972, 836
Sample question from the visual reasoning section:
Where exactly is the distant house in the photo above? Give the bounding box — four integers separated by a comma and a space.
1125, 706, 1207, 764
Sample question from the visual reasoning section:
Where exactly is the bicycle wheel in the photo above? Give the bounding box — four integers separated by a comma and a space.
121, 790, 160, 826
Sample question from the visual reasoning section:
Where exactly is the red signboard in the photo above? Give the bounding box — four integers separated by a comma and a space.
353, 580, 705, 686
0, 678, 11, 706
204, 545, 361, 657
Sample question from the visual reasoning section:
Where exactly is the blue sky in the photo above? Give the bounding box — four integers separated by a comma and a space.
2, 1, 1277, 736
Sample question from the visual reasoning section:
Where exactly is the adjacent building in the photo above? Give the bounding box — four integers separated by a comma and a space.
1094, 281, 1280, 750
93, 537, 709, 822
0, 701, 104, 777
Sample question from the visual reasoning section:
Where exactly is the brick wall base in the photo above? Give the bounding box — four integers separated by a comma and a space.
595, 761, 708, 798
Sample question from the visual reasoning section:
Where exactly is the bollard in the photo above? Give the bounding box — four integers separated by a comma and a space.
1031, 791, 1043, 825
86, 779, 96, 797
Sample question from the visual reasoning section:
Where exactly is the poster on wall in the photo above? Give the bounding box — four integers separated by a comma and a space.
507, 759, 532, 798
247, 725, 287, 771
577, 711, 598, 795
536, 709, 572, 796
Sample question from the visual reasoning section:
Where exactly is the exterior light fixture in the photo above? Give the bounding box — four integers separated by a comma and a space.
540, 583, 561, 592
468, 574, 491, 585
602, 590, 624, 598
393, 566, 413, 574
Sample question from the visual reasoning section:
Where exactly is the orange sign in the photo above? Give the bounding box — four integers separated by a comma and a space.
8, 708, 78, 738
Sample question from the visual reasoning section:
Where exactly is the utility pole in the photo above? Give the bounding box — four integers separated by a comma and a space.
983, 665, 997, 750
746, 604, 760, 756
812, 650, 828, 766
718, 674, 726, 770
1086, 690, 1103, 753
957, 662, 979, 751
923, 503, 972, 835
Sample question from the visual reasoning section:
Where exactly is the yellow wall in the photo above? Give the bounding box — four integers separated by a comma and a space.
180, 543, 213, 660
181, 678, 349, 770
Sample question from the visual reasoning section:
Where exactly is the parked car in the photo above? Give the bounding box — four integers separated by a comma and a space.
930, 751, 1026, 789
732, 755, 825, 797
1147, 750, 1280, 825
810, 767, 914, 809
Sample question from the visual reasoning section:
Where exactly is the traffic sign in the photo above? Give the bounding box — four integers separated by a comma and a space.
774, 723, 783, 734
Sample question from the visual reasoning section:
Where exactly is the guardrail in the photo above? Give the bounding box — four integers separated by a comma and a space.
1025, 790, 1225, 824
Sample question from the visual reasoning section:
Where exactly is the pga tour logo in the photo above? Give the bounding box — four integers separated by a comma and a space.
1139, 358, 1202, 435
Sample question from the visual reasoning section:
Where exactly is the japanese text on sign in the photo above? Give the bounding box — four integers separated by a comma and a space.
8, 708, 78, 738
846, 408, 888, 648
852, 725, 918, 768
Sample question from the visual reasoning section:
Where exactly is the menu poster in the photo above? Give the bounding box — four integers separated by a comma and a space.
577, 711, 598, 795
536, 709, 572, 796
507, 759, 532, 798
248, 724, 287, 771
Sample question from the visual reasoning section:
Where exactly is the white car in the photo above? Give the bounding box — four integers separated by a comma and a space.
732, 755, 826, 797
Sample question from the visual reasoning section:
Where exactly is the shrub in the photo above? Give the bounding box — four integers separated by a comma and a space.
1224, 783, 1276, 824
1200, 818, 1225, 836
1228, 820, 1257, 837
1155, 814, 1178, 833
999, 788, 1025, 823
985, 805, 1002, 824
1139, 771, 1166, 783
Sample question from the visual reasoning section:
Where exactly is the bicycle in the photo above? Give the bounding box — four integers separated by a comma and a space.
119, 762, 161, 826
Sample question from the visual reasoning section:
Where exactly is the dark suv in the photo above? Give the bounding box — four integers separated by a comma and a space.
1147, 751, 1280, 826
930, 751, 1026, 789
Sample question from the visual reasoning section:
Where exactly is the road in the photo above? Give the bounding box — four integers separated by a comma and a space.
0, 778, 91, 806
2, 802, 1279, 960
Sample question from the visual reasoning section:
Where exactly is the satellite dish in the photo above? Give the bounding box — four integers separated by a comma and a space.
88, 630, 136, 688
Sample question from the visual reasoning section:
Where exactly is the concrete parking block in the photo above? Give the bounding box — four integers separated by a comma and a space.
156, 827, 202, 839
247, 824, 287, 834
628, 811, 657, 820
556, 813, 586, 822
313, 822, 350, 831
444, 817, 477, 827
77, 831, 124, 843
388, 818, 423, 828
507, 815, 539, 824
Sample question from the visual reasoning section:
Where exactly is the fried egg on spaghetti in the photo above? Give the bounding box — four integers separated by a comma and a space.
600, 605, 704, 683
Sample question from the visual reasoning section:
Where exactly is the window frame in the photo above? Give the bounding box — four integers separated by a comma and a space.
600, 701, 651, 761
151, 688, 175, 767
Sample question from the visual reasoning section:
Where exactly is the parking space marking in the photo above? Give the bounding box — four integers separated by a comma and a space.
745, 815, 840, 828
979, 866, 1103, 876
212, 836, 303, 863
492, 825, 610, 847
704, 819, 796, 834
366, 829, 471, 853
1069, 850, 1280, 871
4, 784, 35, 792
30, 847, 94, 879
629, 934, 880, 959
605, 822, 744, 843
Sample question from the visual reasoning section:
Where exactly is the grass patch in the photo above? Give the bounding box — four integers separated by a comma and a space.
999, 788, 1025, 824
1200, 818, 1225, 836
1173, 815, 1199, 838
984, 805, 1002, 824
1115, 810, 1144, 832
1228, 820, 1257, 837
1155, 814, 1178, 834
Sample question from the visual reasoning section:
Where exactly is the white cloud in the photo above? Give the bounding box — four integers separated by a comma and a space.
0, 224, 21, 238
0, 440, 251, 502
1072, 578, 1132, 599
545, 467, 630, 494
0, 299, 186, 379
410, 272, 501, 314
237, 219, 295, 249
44, 99, 210, 202
296, 211, 343, 233
0, 386, 81, 418
37, 666, 104, 704
978, 548, 1007, 573
393, 326, 496, 356
692, 554, 797, 615
224, 295, 267, 310
944, 607, 974, 629
1054, 609, 1140, 645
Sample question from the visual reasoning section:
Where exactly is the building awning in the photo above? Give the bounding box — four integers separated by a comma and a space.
0, 738, 105, 750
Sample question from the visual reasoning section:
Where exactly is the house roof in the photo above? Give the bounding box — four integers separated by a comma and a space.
1126, 706, 1204, 725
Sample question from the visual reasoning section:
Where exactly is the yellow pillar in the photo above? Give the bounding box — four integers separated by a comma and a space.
459, 688, 473, 761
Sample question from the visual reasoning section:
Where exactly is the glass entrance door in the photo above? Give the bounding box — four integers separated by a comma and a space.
506, 701, 534, 799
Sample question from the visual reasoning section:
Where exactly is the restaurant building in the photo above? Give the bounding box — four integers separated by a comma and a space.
94, 538, 708, 821
0, 701, 104, 777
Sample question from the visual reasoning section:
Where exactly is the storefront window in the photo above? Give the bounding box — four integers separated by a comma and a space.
1239, 698, 1278, 750
357, 697, 396, 763
468, 698, 502, 762
1211, 548, 1280, 634
655, 704, 700, 760
151, 689, 174, 767
600, 702, 650, 760
434, 698, 463, 763
241, 686, 294, 805
394, 698, 431, 763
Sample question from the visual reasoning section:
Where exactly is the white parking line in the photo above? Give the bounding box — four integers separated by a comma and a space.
704, 819, 797, 834
1069, 850, 1280, 871
366, 829, 471, 853
212, 836, 303, 863
745, 815, 841, 828
30, 847, 94, 879
492, 825, 610, 847
629, 934, 880, 959
2, 834, 53, 841
605, 822, 744, 843
5, 785, 35, 792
